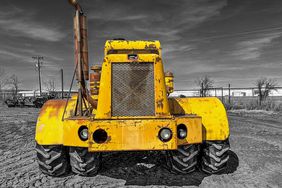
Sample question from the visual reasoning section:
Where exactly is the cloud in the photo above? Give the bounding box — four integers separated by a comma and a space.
0, 8, 65, 42
0, 49, 29, 61
162, 44, 195, 58
231, 32, 282, 61
132, 0, 227, 41
90, 14, 148, 21
86, 0, 227, 42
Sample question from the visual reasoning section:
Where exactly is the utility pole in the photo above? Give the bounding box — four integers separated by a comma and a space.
61, 68, 64, 99
33, 56, 43, 96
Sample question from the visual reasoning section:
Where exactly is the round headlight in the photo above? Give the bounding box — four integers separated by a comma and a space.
177, 124, 187, 139
159, 128, 172, 142
178, 129, 187, 139
78, 126, 88, 141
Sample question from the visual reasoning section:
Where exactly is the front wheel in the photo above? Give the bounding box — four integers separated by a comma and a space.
69, 147, 101, 176
35, 143, 70, 176
166, 144, 200, 174
200, 140, 230, 174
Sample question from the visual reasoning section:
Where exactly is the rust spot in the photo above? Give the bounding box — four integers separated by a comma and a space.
157, 99, 164, 109
104, 111, 111, 117
43, 99, 67, 118
149, 44, 156, 48
156, 56, 161, 62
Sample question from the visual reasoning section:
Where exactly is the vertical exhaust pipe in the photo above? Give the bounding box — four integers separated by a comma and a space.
79, 16, 89, 80
70, 0, 89, 81
69, 0, 93, 115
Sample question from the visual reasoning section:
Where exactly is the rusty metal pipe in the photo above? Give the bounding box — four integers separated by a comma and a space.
69, 0, 96, 114
68, 0, 81, 11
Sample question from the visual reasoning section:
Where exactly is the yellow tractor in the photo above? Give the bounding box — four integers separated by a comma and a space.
35, 0, 230, 176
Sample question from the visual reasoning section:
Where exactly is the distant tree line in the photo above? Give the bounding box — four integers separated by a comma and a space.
0, 67, 21, 98
195, 75, 278, 106
0, 66, 57, 100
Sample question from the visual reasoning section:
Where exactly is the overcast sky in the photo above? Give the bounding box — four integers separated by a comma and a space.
0, 0, 282, 90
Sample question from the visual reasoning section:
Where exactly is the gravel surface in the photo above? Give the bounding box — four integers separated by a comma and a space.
0, 104, 281, 187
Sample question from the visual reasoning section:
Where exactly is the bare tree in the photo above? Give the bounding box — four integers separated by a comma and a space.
255, 77, 277, 105
0, 67, 9, 92
8, 74, 21, 97
0, 67, 9, 101
195, 75, 214, 97
44, 79, 55, 92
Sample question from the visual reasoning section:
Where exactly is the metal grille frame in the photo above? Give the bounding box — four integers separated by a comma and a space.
111, 62, 155, 117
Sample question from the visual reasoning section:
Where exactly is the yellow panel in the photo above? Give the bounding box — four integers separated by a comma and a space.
95, 57, 111, 118
63, 119, 89, 147
88, 119, 177, 151
154, 56, 170, 117
35, 99, 76, 145
175, 115, 202, 145
104, 40, 161, 56
169, 97, 229, 141
36, 104, 203, 149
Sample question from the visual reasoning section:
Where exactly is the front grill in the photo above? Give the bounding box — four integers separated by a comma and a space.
111, 62, 155, 116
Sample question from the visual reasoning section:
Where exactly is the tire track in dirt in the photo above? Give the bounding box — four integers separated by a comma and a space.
229, 114, 282, 130
228, 115, 282, 187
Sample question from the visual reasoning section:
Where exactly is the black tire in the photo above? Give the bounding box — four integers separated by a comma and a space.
69, 147, 101, 176
36, 143, 70, 177
166, 144, 200, 174
201, 140, 230, 174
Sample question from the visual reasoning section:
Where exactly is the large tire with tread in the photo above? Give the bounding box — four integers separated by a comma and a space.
69, 147, 101, 176
201, 140, 230, 174
36, 143, 70, 176
166, 144, 200, 174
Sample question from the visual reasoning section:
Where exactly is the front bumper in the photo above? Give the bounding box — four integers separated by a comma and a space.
62, 115, 202, 152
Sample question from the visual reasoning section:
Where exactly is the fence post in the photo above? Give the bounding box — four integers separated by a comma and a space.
228, 83, 231, 104
221, 87, 224, 102
201, 82, 204, 97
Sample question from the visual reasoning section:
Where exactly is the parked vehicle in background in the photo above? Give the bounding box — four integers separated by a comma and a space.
33, 95, 54, 108
4, 94, 55, 108
4, 97, 18, 107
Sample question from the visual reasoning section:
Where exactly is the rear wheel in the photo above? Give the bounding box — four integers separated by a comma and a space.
166, 144, 200, 174
35, 143, 70, 176
201, 140, 230, 174
69, 147, 101, 176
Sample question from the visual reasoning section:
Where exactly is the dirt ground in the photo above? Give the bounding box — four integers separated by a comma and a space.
0, 105, 281, 188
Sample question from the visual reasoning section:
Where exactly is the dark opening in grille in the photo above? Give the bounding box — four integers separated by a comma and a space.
111, 62, 155, 116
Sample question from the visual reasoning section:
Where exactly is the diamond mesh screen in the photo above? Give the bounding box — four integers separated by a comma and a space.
111, 63, 155, 116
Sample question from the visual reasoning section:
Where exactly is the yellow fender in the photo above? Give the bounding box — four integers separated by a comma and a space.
35, 99, 70, 145
169, 97, 229, 141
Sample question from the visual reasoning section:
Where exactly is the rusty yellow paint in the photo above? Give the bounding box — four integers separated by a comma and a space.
169, 97, 229, 141
175, 115, 202, 145
35, 40, 229, 151
88, 119, 177, 151
165, 72, 174, 94
36, 101, 202, 149
35, 99, 76, 145
104, 40, 161, 56
63, 119, 89, 147
95, 53, 170, 119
